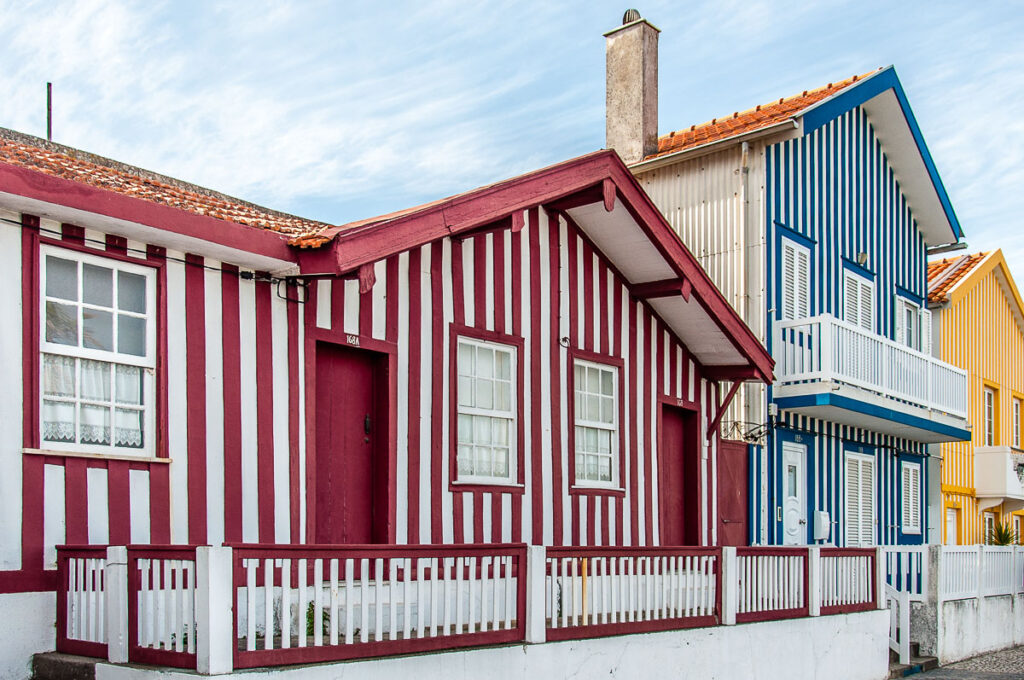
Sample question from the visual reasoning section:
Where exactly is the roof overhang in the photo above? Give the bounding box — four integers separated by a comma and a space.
0, 161, 300, 275
299, 151, 774, 383
799, 66, 963, 246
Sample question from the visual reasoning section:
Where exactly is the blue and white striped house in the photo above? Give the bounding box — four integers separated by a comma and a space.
605, 13, 971, 547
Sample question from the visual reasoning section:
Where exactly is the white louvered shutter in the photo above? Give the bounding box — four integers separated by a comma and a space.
860, 457, 875, 546
845, 456, 861, 546
782, 243, 796, 320
858, 279, 874, 331
910, 467, 920, 530
920, 309, 932, 355
844, 272, 860, 326
894, 298, 905, 346
844, 272, 874, 331
796, 247, 810, 319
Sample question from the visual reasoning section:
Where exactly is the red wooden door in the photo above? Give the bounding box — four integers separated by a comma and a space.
717, 439, 749, 546
659, 404, 700, 546
315, 343, 384, 544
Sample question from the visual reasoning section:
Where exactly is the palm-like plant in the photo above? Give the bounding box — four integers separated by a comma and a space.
987, 519, 1019, 546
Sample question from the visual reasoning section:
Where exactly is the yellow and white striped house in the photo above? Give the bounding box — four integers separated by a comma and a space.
928, 250, 1024, 544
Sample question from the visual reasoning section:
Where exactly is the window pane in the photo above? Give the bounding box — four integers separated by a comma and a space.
575, 363, 584, 386
598, 430, 611, 454
83, 264, 113, 307
41, 400, 75, 443
115, 365, 143, 405
474, 415, 491, 444
599, 457, 611, 482
117, 314, 146, 356
601, 369, 613, 396
46, 256, 77, 301
80, 360, 111, 401
458, 413, 473, 443
458, 376, 473, 407
458, 446, 473, 474
476, 378, 493, 409
458, 341, 473, 376
496, 351, 510, 380
79, 403, 110, 445
587, 395, 600, 421
586, 455, 598, 480
588, 367, 599, 393
82, 308, 113, 351
477, 348, 493, 378
788, 465, 797, 497
586, 427, 598, 452
118, 271, 146, 313
475, 446, 492, 475
575, 454, 584, 480
114, 408, 143, 448
42, 354, 75, 397
494, 449, 509, 477
493, 419, 508, 446
600, 396, 613, 424
45, 301, 78, 345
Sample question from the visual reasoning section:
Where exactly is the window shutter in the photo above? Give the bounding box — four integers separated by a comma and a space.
901, 466, 911, 529
846, 456, 861, 546
920, 309, 932, 355
844, 273, 859, 326
860, 457, 875, 546
910, 467, 920, 530
859, 279, 874, 331
796, 247, 810, 319
894, 299, 905, 346
782, 243, 795, 320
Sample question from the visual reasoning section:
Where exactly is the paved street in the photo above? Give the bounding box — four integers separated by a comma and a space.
918, 646, 1024, 679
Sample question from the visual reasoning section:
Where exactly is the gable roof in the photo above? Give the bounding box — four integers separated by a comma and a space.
636, 66, 963, 246
299, 149, 773, 382
0, 128, 327, 238
927, 251, 989, 304
928, 250, 1024, 332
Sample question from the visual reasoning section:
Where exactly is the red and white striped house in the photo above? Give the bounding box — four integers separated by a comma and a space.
0, 128, 785, 675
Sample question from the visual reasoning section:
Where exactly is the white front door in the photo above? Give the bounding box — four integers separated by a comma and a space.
782, 442, 806, 545
945, 508, 958, 545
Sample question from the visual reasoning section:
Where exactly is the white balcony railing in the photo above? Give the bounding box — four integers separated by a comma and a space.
774, 314, 968, 419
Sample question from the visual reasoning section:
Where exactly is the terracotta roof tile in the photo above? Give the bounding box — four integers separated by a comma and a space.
645, 69, 881, 161
0, 128, 328, 240
927, 252, 989, 303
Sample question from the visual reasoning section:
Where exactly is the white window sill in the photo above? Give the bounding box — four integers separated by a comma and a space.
23, 447, 168, 464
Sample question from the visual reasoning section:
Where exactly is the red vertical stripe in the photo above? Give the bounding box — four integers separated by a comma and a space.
407, 248, 422, 544
148, 246, 171, 543
303, 282, 319, 543
254, 279, 275, 543
104, 234, 127, 254
491, 234, 506, 542
548, 211, 563, 546
359, 265, 373, 335
450, 239, 466, 542
655, 321, 667, 545
528, 210, 543, 544
185, 254, 207, 545
149, 464, 171, 543
582, 242, 595, 353
64, 459, 88, 544
107, 463, 131, 545
613, 282, 625, 543
332, 276, 345, 332
220, 265, 243, 543
643, 310, 655, 546
628, 301, 639, 544
287, 285, 301, 544
598, 261, 610, 355
20, 218, 45, 572
429, 242, 445, 544
509, 228, 523, 543
566, 227, 579, 547
21, 457, 44, 574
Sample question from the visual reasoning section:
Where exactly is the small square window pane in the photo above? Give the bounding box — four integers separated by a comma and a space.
497, 351, 511, 380
80, 360, 111, 400
458, 414, 473, 444
493, 419, 508, 446
495, 381, 511, 411
586, 455, 598, 480
115, 365, 143, 405
478, 348, 493, 378
600, 396, 613, 424
575, 454, 584, 479
114, 408, 143, 448
45, 301, 78, 346
46, 256, 77, 301
574, 390, 582, 416
587, 395, 600, 421
494, 449, 509, 477
118, 314, 146, 356
458, 342, 473, 375
458, 446, 474, 474
585, 427, 598, 452
476, 378, 493, 409
601, 370, 613, 396
42, 354, 76, 397
118, 271, 146, 313
79, 403, 110, 445
474, 415, 491, 444
574, 363, 584, 385
599, 457, 612, 482
598, 430, 612, 454
83, 264, 113, 307
458, 376, 474, 407
82, 308, 113, 351
41, 400, 75, 443
475, 446, 492, 475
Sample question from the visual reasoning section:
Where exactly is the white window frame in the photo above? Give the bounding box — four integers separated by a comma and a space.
780, 238, 810, 321
900, 462, 921, 534
454, 335, 518, 485
983, 512, 996, 544
845, 451, 876, 547
1013, 397, 1021, 449
572, 358, 620, 489
843, 269, 874, 332
39, 244, 157, 457
984, 386, 997, 447
894, 298, 921, 351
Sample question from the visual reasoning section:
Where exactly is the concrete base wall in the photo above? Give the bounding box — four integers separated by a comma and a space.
95, 610, 890, 680
0, 591, 56, 680
938, 594, 1024, 665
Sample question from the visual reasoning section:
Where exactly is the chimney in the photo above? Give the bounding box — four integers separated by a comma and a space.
605, 9, 659, 165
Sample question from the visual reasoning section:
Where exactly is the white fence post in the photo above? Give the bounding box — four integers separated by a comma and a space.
807, 547, 821, 617
976, 545, 985, 599
105, 546, 129, 664
721, 547, 737, 625
876, 547, 886, 610
196, 546, 234, 675
525, 545, 547, 644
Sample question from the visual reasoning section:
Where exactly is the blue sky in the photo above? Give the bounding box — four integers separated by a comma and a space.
1, 0, 1022, 280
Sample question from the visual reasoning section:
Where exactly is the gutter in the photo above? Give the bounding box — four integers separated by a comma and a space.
628, 119, 799, 173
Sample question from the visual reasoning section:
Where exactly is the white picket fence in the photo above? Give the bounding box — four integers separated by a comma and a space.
821, 550, 875, 612
61, 551, 108, 650
735, 548, 808, 620
884, 546, 928, 602
940, 545, 1024, 600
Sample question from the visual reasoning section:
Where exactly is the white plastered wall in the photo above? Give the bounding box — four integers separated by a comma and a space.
0, 592, 55, 680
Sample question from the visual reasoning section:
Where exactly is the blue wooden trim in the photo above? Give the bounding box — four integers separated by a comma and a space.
800, 66, 963, 241
895, 284, 924, 306
841, 256, 875, 280
774, 393, 972, 441
774, 220, 817, 247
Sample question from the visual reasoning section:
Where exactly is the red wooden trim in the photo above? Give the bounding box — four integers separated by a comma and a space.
706, 380, 742, 442
602, 177, 616, 212
60, 223, 85, 244
286, 283, 301, 544
582, 237, 595, 354
429, 241, 445, 544
632, 277, 691, 301
566, 348, 627, 504
38, 235, 165, 269
55, 547, 109, 658
0, 162, 299, 263
627, 300, 639, 544
221, 264, 243, 544
450, 239, 465, 541
407, 249, 422, 543
643, 308, 654, 546
302, 282, 318, 543
126, 546, 198, 669
547, 211, 563, 545
20, 217, 44, 579
254, 279, 275, 543
657, 394, 700, 411
547, 615, 719, 642
527, 209, 543, 545
307, 325, 397, 354
107, 462, 131, 545
509, 229, 523, 543
491, 234, 506, 542
65, 459, 88, 544
105, 234, 128, 254
185, 254, 207, 544
566, 227, 580, 547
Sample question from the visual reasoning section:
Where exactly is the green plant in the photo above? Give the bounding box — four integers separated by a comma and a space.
305, 600, 330, 637
987, 520, 1018, 545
